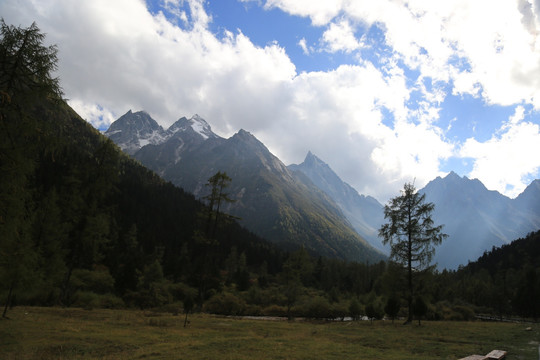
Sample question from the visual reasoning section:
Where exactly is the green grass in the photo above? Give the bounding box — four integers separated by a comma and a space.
0, 307, 538, 359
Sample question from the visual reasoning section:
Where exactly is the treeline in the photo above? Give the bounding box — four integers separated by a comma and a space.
1, 21, 539, 322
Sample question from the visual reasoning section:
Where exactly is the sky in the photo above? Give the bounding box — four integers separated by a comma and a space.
3, 0, 540, 202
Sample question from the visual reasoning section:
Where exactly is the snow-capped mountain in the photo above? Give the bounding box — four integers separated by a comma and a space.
106, 111, 540, 269
104, 110, 219, 156
104, 110, 166, 155
105, 111, 384, 263
167, 114, 218, 141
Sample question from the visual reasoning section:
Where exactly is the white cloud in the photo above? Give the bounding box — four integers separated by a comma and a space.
298, 37, 309, 54
2, 0, 539, 202
460, 107, 540, 197
265, 0, 540, 110
321, 19, 362, 53
263, 0, 343, 26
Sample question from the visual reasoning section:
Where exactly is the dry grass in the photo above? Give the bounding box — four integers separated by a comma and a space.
0, 307, 538, 359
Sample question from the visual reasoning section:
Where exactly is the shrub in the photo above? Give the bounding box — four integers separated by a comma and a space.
331, 302, 349, 320
261, 304, 288, 317
204, 292, 246, 316
72, 291, 124, 310
303, 296, 332, 319
349, 299, 363, 320
384, 296, 400, 323
452, 305, 476, 321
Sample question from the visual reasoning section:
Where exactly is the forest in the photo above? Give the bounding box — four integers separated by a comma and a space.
1, 21, 539, 323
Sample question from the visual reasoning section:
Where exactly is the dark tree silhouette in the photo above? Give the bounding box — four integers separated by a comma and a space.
0, 20, 62, 317
379, 182, 447, 324
203, 171, 235, 237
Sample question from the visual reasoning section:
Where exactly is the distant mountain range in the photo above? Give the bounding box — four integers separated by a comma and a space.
421, 172, 540, 269
105, 111, 540, 269
105, 110, 384, 263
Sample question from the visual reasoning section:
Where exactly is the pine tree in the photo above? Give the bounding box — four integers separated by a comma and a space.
0, 20, 62, 317
203, 171, 235, 237
379, 182, 447, 324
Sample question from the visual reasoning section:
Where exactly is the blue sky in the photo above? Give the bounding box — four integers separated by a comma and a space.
3, 0, 540, 202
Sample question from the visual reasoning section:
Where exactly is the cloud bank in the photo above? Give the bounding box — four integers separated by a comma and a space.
2, 0, 540, 201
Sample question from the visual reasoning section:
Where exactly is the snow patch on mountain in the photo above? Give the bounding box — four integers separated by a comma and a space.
105, 111, 220, 155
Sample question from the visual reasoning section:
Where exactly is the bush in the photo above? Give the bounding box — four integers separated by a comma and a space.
71, 267, 115, 294
349, 299, 363, 320
204, 292, 246, 316
72, 291, 125, 310
261, 304, 288, 317
431, 301, 476, 321
331, 302, 349, 320
452, 305, 476, 321
303, 296, 332, 319
384, 296, 400, 323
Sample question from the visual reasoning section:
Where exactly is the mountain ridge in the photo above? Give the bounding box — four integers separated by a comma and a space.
106, 110, 384, 263
420, 172, 540, 269
289, 152, 386, 253
105, 110, 540, 269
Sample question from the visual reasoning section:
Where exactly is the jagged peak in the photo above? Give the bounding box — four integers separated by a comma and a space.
231, 129, 268, 150
191, 114, 205, 122
166, 114, 218, 140
304, 151, 324, 165
446, 170, 460, 179
234, 129, 256, 139
107, 110, 161, 132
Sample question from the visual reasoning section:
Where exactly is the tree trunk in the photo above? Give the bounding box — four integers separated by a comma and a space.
184, 311, 189, 327
2, 281, 14, 318
60, 266, 73, 307
406, 234, 413, 324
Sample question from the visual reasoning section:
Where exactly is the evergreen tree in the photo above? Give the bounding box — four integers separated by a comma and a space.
203, 171, 235, 237
384, 296, 401, 324
0, 20, 62, 317
413, 296, 428, 325
379, 182, 447, 323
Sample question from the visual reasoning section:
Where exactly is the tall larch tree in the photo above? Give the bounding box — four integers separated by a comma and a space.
0, 20, 63, 317
378, 182, 447, 324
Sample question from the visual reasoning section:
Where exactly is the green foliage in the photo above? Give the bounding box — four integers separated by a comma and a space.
0, 20, 64, 317
413, 296, 428, 325
1, 20, 539, 325
303, 296, 332, 319
348, 298, 363, 320
379, 182, 447, 322
72, 291, 125, 310
204, 292, 246, 316
384, 296, 400, 323
71, 266, 115, 294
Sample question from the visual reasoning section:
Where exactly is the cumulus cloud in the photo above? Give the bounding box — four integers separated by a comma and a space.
321, 19, 362, 53
2, 0, 539, 201
460, 106, 540, 197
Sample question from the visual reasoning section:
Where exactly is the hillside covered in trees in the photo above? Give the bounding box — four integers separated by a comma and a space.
1, 21, 539, 322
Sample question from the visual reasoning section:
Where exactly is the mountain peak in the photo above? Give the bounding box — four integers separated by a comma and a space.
234, 129, 259, 142
167, 114, 218, 141
445, 171, 461, 179
187, 114, 215, 140
104, 110, 164, 155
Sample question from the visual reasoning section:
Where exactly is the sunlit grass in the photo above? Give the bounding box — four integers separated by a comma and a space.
0, 307, 538, 359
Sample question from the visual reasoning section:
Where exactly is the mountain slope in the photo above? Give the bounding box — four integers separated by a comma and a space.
289, 152, 387, 253
106, 111, 384, 263
420, 172, 540, 269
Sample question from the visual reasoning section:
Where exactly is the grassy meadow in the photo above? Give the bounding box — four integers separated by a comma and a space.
0, 307, 538, 360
